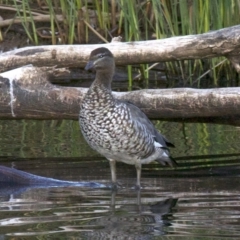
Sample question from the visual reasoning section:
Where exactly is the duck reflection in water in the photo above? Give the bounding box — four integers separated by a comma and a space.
80, 191, 177, 239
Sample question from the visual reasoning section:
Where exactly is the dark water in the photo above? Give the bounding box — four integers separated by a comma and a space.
0, 120, 240, 239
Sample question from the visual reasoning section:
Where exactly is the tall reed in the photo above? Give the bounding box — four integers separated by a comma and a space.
5, 0, 240, 87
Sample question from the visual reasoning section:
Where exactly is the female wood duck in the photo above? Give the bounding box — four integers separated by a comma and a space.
79, 47, 176, 189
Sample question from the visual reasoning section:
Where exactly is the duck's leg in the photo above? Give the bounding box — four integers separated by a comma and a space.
110, 190, 117, 211
136, 189, 142, 213
109, 159, 117, 189
135, 161, 142, 189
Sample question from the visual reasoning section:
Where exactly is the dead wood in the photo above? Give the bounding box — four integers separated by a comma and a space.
0, 25, 240, 123
0, 25, 240, 73
0, 66, 240, 124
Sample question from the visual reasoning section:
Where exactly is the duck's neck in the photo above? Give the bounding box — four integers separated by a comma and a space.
93, 70, 113, 90
85, 70, 115, 106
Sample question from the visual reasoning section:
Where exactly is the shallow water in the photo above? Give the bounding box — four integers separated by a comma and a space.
0, 120, 240, 239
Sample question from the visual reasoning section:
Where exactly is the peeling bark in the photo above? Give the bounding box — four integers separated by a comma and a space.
0, 66, 240, 123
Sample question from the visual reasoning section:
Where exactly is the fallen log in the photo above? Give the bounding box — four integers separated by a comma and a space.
0, 65, 240, 123
0, 165, 106, 188
0, 25, 240, 73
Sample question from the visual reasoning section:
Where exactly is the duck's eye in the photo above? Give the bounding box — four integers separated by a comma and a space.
99, 54, 104, 58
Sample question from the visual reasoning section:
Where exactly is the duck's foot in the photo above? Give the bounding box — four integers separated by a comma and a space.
135, 184, 142, 191
110, 181, 122, 191
111, 183, 118, 191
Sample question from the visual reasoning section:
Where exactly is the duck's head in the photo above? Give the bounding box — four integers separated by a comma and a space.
85, 47, 115, 73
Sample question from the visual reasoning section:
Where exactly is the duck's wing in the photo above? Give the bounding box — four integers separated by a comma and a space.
124, 101, 177, 167
122, 100, 175, 149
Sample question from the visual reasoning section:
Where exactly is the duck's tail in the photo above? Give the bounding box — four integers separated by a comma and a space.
155, 156, 178, 168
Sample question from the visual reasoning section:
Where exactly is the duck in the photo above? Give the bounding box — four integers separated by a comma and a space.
79, 47, 176, 189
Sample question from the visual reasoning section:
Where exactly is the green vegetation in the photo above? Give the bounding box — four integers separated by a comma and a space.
1, 0, 240, 87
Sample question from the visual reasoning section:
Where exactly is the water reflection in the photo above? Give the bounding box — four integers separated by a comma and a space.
0, 120, 240, 159
0, 172, 177, 238
0, 120, 240, 238
0, 158, 240, 238
81, 193, 177, 239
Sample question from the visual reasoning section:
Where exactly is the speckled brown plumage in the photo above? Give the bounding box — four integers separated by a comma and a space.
79, 47, 176, 188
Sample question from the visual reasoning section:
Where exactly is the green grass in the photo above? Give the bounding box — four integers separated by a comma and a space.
2, 0, 240, 88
